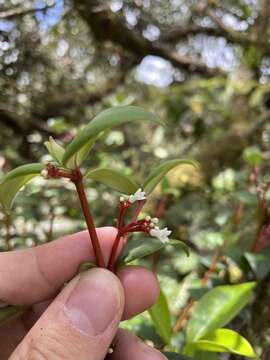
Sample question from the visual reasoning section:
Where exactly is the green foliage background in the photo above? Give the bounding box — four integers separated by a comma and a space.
1, 0, 270, 358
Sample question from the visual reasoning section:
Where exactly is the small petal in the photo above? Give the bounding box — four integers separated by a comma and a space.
150, 226, 171, 243
128, 188, 146, 203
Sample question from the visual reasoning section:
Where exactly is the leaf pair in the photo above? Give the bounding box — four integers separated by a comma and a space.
0, 106, 163, 211
63, 106, 164, 168
45, 106, 164, 169
45, 106, 197, 195
86, 159, 198, 196
185, 282, 256, 358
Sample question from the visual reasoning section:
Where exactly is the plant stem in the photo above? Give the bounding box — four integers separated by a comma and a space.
73, 170, 105, 268
46, 212, 55, 242
131, 199, 146, 223
108, 232, 122, 271
122, 199, 146, 246
173, 299, 196, 332
108, 199, 146, 271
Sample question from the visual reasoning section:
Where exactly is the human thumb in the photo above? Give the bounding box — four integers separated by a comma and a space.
11, 268, 124, 360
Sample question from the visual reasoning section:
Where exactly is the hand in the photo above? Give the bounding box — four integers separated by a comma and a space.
0, 227, 166, 359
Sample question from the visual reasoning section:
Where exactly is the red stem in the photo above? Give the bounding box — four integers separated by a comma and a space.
131, 200, 146, 223
122, 199, 146, 246
108, 232, 122, 271
73, 171, 105, 268
108, 199, 147, 271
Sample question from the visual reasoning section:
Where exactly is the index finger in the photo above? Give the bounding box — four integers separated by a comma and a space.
0, 227, 117, 304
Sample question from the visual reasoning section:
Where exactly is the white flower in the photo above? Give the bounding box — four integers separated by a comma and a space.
150, 227, 171, 244
128, 188, 146, 203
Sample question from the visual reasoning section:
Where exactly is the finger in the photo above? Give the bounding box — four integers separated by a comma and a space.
0, 300, 51, 359
111, 329, 167, 360
11, 269, 124, 360
117, 266, 159, 320
0, 267, 159, 357
0, 227, 118, 304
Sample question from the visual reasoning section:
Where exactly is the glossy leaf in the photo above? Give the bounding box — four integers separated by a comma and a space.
0, 306, 27, 324
185, 329, 256, 358
44, 136, 65, 164
245, 247, 270, 280
0, 163, 43, 211
149, 290, 172, 345
65, 137, 96, 169
86, 168, 138, 195
120, 238, 189, 264
143, 159, 198, 195
186, 282, 256, 342
63, 106, 163, 166
163, 352, 191, 360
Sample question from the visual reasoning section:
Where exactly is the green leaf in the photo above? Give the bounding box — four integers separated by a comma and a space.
163, 352, 191, 360
0, 163, 43, 211
0, 306, 27, 324
245, 247, 270, 280
243, 146, 263, 166
186, 282, 256, 342
44, 136, 65, 164
65, 137, 96, 169
86, 168, 138, 195
63, 106, 163, 167
185, 329, 256, 358
143, 159, 198, 195
193, 351, 218, 360
120, 238, 189, 264
148, 289, 172, 345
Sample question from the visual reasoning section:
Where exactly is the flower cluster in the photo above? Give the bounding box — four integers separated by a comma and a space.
120, 216, 171, 244
118, 188, 172, 244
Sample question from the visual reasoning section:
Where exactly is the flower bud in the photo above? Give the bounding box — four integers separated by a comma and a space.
41, 169, 49, 179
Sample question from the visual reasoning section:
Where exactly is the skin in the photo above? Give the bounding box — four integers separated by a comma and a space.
0, 227, 167, 359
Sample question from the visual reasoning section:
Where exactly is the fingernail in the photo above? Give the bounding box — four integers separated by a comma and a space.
64, 268, 122, 336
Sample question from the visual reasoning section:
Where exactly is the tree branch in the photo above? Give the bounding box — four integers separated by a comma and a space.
160, 25, 228, 43
250, 0, 270, 52
0, 3, 54, 20
73, 0, 222, 77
